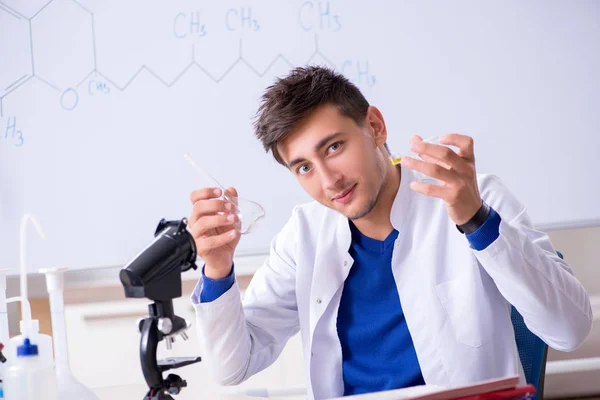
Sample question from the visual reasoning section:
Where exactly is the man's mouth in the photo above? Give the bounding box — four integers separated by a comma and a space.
332, 184, 357, 204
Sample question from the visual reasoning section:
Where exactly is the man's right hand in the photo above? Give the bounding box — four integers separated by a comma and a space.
189, 187, 241, 279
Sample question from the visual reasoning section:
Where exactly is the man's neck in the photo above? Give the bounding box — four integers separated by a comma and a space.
351, 164, 401, 241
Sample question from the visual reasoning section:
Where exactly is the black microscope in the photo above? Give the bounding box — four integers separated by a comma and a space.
120, 218, 202, 400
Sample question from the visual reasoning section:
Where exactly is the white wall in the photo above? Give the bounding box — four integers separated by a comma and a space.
547, 226, 600, 295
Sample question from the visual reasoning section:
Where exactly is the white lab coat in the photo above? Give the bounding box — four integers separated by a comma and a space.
192, 166, 593, 400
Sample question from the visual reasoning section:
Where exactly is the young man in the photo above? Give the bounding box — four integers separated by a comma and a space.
188, 66, 592, 399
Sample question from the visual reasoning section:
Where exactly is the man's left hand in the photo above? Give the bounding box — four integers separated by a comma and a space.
400, 133, 482, 225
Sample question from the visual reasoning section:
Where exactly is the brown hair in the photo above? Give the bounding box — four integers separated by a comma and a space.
253, 65, 370, 166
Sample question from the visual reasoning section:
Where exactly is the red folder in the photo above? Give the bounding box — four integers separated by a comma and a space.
329, 376, 527, 400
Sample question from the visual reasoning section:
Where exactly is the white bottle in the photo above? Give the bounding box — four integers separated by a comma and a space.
0, 362, 6, 400
41, 268, 99, 399
7, 320, 53, 365
4, 214, 56, 399
3, 337, 58, 400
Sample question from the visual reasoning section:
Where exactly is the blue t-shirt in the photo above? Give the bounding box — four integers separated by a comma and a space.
337, 222, 425, 395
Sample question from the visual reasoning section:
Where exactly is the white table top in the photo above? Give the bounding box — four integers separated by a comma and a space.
92, 383, 306, 400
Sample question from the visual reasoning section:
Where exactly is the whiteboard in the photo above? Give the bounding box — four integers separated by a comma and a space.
1, 0, 599, 272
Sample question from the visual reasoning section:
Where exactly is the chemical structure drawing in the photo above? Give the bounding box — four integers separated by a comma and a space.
0, 0, 377, 147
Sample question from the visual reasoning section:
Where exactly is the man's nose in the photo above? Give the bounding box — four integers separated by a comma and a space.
319, 164, 343, 193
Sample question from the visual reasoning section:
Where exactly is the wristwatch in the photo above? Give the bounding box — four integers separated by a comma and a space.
456, 200, 490, 234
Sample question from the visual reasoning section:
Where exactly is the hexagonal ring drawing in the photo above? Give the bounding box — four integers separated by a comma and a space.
30, 0, 95, 95
0, 3, 33, 99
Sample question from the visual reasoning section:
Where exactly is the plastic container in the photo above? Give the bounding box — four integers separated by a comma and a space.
3, 338, 58, 400
41, 268, 99, 399
385, 136, 461, 183
4, 214, 57, 399
0, 362, 5, 399
8, 320, 53, 365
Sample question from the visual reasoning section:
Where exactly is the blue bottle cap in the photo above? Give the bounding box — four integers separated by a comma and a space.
16, 338, 39, 357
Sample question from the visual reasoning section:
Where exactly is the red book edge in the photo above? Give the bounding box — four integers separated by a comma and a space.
409, 376, 522, 400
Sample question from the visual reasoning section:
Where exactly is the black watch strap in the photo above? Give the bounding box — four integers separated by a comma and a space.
456, 200, 490, 234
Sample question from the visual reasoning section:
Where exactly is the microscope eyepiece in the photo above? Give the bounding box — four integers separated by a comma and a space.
120, 218, 197, 301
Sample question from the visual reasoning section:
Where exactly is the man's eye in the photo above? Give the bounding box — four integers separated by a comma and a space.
327, 142, 342, 154
298, 164, 311, 175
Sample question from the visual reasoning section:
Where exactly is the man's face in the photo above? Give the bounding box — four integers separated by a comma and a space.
278, 104, 387, 220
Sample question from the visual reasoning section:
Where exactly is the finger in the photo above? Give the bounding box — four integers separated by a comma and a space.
420, 153, 452, 170
409, 180, 450, 200
438, 133, 475, 161
197, 229, 239, 251
190, 187, 225, 204
223, 187, 239, 207
224, 187, 238, 197
189, 198, 234, 225
401, 156, 459, 184
409, 134, 424, 143
410, 138, 465, 171
191, 213, 237, 238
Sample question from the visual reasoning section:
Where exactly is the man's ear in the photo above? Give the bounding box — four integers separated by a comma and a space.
366, 106, 387, 146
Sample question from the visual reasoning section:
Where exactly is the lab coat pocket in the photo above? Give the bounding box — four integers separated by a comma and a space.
435, 277, 491, 348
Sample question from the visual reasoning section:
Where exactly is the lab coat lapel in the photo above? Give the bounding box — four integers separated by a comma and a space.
309, 212, 353, 335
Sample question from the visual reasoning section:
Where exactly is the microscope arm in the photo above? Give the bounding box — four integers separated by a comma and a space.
140, 317, 163, 390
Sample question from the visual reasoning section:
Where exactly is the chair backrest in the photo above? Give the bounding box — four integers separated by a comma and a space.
509, 251, 562, 399
511, 306, 548, 399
